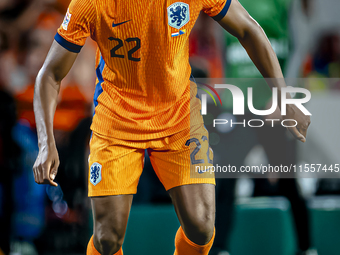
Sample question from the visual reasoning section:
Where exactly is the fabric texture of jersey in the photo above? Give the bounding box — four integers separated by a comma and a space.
56, 0, 230, 140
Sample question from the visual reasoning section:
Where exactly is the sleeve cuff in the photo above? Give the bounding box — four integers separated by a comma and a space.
54, 33, 83, 53
212, 0, 232, 22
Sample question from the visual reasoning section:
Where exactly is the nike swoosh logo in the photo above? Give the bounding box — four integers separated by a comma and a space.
112, 19, 131, 28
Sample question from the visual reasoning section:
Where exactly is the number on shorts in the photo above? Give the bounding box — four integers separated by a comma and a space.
202, 136, 213, 164
185, 137, 213, 165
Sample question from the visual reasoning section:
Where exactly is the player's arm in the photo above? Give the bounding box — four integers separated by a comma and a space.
217, 0, 310, 142
33, 41, 78, 186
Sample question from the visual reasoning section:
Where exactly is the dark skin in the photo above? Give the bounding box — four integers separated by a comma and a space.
218, 0, 310, 141
33, 1, 311, 254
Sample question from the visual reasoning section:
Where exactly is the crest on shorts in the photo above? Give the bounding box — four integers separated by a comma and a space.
90, 162, 102, 186
167, 2, 190, 29
62, 9, 71, 30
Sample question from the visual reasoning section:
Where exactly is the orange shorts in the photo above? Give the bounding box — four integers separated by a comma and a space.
88, 124, 215, 197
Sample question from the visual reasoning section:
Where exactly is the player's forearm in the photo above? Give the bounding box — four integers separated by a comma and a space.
237, 22, 290, 105
218, 0, 286, 91
33, 41, 78, 148
33, 68, 60, 148
238, 23, 283, 80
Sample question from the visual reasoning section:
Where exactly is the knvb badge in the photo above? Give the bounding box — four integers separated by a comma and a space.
62, 9, 72, 31
90, 162, 102, 186
168, 2, 189, 37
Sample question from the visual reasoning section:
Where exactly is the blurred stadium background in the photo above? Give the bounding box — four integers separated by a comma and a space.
0, 0, 340, 254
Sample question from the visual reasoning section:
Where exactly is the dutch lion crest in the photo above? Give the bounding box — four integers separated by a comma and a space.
90, 162, 102, 186
167, 2, 190, 29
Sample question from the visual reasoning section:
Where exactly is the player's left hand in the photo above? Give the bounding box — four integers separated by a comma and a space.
284, 104, 311, 143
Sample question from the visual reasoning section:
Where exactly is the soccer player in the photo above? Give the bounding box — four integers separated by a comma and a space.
33, 0, 311, 255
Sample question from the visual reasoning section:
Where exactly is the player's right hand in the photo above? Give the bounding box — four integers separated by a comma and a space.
33, 143, 59, 186
284, 104, 311, 143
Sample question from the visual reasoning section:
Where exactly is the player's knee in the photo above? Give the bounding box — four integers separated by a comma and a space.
94, 227, 124, 255
194, 215, 215, 243
184, 211, 215, 245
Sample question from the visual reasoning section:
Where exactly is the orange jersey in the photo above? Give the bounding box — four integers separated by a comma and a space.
55, 0, 231, 140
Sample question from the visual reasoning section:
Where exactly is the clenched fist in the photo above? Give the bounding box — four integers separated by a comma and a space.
33, 143, 59, 186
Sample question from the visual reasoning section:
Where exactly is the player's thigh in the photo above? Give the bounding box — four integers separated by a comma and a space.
148, 124, 215, 191
91, 195, 133, 247
169, 184, 215, 243
169, 184, 216, 226
88, 132, 145, 196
